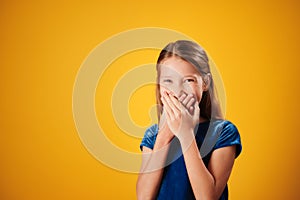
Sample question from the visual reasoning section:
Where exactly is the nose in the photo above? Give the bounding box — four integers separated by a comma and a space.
170, 83, 192, 98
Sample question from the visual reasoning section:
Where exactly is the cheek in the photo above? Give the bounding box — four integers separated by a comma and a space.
191, 86, 203, 102
159, 84, 175, 96
159, 86, 168, 95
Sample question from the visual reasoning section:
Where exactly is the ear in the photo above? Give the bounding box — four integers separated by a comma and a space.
202, 73, 211, 91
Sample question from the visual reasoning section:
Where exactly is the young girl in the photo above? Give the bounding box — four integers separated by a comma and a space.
136, 40, 242, 200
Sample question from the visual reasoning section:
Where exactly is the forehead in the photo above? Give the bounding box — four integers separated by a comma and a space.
159, 57, 200, 77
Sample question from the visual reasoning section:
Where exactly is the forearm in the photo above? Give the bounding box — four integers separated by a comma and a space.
180, 130, 216, 200
136, 163, 164, 200
136, 133, 171, 200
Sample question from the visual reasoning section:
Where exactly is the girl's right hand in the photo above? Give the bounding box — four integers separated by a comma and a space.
160, 90, 199, 142
157, 107, 174, 145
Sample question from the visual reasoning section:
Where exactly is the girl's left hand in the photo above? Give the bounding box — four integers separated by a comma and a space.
160, 91, 200, 141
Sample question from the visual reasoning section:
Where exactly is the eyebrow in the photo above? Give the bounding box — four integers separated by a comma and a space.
161, 74, 198, 78
184, 74, 198, 77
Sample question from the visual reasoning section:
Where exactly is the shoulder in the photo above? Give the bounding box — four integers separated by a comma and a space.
139, 124, 159, 151
144, 124, 159, 138
212, 119, 242, 158
220, 120, 239, 134
209, 119, 239, 136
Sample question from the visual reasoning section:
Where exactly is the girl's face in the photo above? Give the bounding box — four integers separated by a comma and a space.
159, 56, 206, 103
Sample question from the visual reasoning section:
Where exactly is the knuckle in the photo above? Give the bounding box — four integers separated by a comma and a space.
177, 113, 181, 118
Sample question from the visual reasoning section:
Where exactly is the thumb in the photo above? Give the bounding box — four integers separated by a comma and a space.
159, 110, 166, 125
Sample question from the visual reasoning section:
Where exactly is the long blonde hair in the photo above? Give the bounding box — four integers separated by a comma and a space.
156, 40, 224, 122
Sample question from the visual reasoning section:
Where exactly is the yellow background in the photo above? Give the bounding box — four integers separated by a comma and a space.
1, 0, 299, 199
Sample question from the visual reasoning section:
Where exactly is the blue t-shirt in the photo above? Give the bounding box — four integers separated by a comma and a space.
140, 119, 242, 200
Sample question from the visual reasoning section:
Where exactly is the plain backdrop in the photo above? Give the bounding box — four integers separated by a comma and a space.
0, 0, 299, 199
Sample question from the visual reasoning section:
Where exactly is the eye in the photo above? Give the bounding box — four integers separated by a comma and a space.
162, 79, 172, 83
184, 78, 196, 83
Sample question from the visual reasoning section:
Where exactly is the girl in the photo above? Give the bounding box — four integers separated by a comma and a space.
136, 40, 242, 200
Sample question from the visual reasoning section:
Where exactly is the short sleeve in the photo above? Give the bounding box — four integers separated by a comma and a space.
213, 121, 242, 158
140, 124, 158, 151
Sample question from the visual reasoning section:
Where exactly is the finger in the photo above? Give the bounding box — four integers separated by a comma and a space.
188, 105, 194, 115
186, 96, 195, 111
181, 94, 193, 106
159, 110, 167, 128
168, 93, 182, 111
161, 94, 174, 120
163, 92, 180, 116
178, 93, 187, 102
164, 107, 172, 128
164, 107, 173, 125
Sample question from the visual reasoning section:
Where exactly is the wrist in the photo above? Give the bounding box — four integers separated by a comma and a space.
178, 129, 195, 148
155, 129, 173, 148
